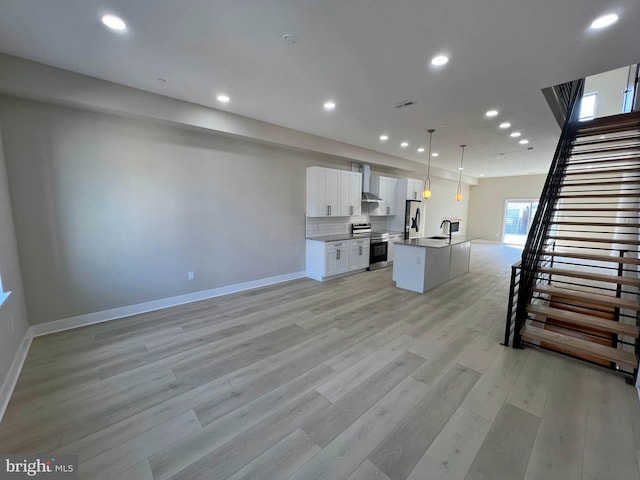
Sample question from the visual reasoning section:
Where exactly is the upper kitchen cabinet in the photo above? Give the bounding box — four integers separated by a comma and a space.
405, 178, 424, 201
370, 175, 398, 216
306, 166, 362, 217
340, 170, 362, 216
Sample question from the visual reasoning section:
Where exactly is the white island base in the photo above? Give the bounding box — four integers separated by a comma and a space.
393, 237, 472, 293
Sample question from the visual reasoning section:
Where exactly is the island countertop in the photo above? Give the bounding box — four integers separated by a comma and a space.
394, 236, 477, 248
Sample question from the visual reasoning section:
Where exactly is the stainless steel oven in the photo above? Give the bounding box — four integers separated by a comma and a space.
351, 223, 389, 270
369, 232, 389, 270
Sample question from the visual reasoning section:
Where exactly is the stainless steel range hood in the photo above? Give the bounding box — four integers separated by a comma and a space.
353, 163, 383, 203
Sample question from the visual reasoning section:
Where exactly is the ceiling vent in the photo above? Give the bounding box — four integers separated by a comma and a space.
394, 100, 416, 108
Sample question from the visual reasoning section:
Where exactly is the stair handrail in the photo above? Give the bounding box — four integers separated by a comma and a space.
512, 79, 585, 347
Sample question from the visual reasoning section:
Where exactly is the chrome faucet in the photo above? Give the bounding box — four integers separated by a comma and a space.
440, 220, 452, 242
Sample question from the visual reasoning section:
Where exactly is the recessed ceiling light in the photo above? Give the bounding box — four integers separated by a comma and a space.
217, 94, 230, 103
431, 55, 449, 66
379, 134, 389, 141
432, 152, 439, 157
417, 147, 425, 153
485, 110, 499, 117
590, 13, 619, 30
480, 174, 485, 177
323, 101, 336, 111
400, 142, 409, 148
519, 139, 529, 144
499, 122, 511, 129
459, 167, 464, 171
510, 131, 522, 138
101, 14, 127, 32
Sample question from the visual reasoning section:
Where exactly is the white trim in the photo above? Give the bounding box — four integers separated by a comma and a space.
30, 271, 306, 337
0, 326, 33, 422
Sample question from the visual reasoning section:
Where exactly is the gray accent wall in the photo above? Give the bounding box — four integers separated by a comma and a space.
0, 122, 30, 384
0, 97, 351, 324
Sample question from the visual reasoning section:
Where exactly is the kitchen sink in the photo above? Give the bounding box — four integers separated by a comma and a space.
427, 236, 449, 240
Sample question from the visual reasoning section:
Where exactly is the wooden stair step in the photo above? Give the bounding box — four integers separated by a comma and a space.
538, 266, 640, 286
562, 179, 640, 187
576, 111, 640, 134
553, 207, 640, 212
545, 250, 640, 265
574, 136, 640, 147
520, 325, 637, 369
551, 221, 640, 228
567, 155, 640, 166
557, 193, 640, 198
547, 235, 640, 246
533, 284, 640, 310
570, 145, 640, 156
527, 304, 639, 337
564, 167, 640, 176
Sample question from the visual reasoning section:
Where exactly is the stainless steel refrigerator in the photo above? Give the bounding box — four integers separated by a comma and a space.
404, 200, 422, 239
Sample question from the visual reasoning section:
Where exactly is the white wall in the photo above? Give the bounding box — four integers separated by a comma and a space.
467, 174, 546, 241
584, 66, 629, 118
421, 177, 470, 237
0, 122, 30, 389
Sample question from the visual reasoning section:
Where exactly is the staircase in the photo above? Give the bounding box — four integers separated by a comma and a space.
504, 79, 640, 380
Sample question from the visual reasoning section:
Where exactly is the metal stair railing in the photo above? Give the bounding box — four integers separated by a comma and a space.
507, 79, 585, 348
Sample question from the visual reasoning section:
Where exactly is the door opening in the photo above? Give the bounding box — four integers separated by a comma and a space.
503, 200, 538, 245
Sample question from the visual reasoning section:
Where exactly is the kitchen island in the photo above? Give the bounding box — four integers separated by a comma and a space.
392, 237, 474, 293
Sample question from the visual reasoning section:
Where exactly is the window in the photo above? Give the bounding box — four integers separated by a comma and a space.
0, 273, 10, 309
579, 92, 597, 121
503, 200, 538, 245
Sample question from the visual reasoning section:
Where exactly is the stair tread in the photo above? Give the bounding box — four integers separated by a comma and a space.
538, 266, 640, 286
553, 207, 640, 212
551, 221, 640, 227
520, 325, 637, 369
570, 145, 640, 156
558, 193, 640, 198
527, 304, 639, 337
564, 167, 640, 176
533, 284, 640, 310
568, 155, 640, 165
562, 179, 640, 187
546, 250, 640, 265
547, 235, 640, 246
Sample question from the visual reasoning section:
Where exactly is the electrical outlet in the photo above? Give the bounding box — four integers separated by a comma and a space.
187, 271, 195, 281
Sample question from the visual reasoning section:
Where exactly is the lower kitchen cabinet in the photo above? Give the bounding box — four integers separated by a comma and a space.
348, 238, 370, 271
306, 238, 370, 281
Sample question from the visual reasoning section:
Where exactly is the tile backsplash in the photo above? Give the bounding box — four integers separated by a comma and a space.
306, 213, 390, 237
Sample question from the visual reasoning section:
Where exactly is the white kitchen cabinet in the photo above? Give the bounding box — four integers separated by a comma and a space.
348, 238, 370, 270
306, 167, 361, 217
306, 238, 369, 281
370, 175, 398, 216
340, 170, 362, 216
406, 178, 424, 201
325, 241, 349, 277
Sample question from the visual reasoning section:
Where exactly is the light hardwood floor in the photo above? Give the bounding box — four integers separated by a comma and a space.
1, 243, 639, 480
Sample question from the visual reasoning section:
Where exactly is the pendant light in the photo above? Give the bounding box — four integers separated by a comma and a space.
423, 129, 435, 199
456, 145, 466, 202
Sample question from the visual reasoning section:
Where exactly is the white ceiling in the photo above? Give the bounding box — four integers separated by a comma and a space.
0, 0, 637, 178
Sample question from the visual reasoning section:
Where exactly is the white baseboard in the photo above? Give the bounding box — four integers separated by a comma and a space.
30, 270, 306, 337
0, 326, 33, 422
